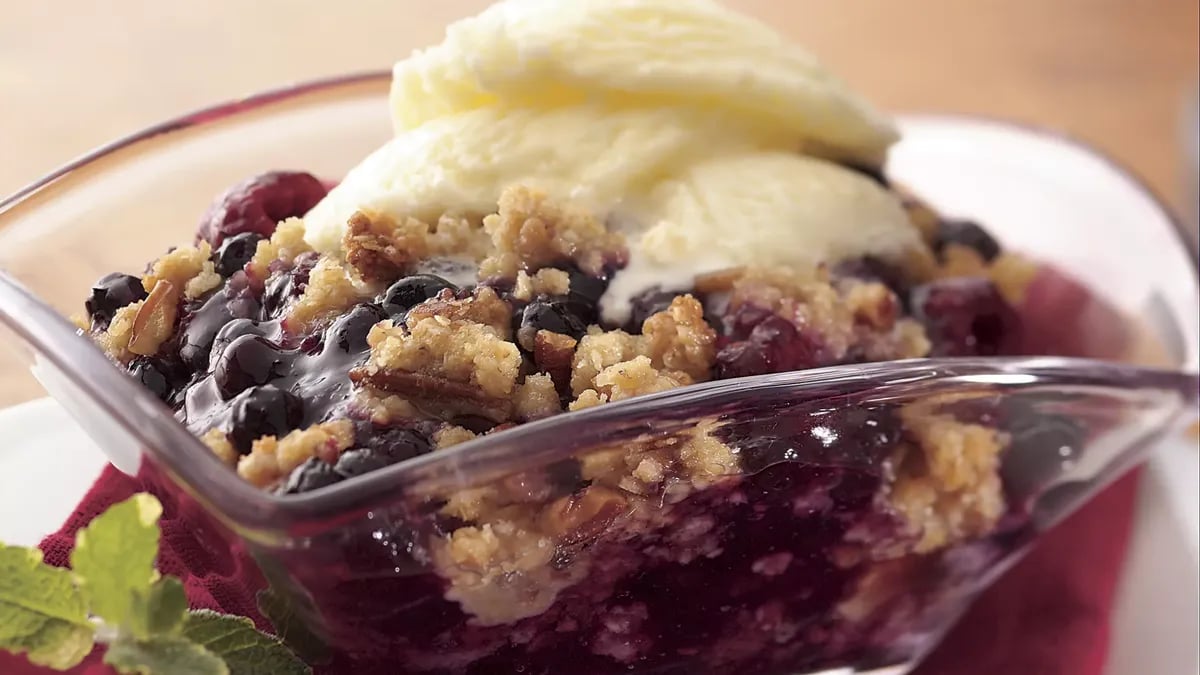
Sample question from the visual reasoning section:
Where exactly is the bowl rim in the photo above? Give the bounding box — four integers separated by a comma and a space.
0, 72, 1196, 534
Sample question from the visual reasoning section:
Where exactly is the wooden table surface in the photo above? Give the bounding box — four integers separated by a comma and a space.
0, 0, 1195, 405
3, 0, 1196, 203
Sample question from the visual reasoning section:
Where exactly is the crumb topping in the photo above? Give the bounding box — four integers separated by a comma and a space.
236, 419, 356, 488
406, 286, 512, 338
249, 217, 311, 279
512, 268, 571, 302
343, 210, 431, 283
478, 186, 625, 279
285, 258, 365, 330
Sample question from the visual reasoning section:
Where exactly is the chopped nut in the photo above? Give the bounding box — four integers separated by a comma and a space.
539, 486, 627, 544
363, 317, 521, 400
343, 210, 432, 283
128, 280, 181, 356
406, 286, 512, 338
533, 330, 577, 391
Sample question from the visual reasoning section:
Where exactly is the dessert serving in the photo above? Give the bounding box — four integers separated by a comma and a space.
55, 1, 1188, 673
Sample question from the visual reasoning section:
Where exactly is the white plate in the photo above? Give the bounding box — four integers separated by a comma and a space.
0, 397, 1194, 673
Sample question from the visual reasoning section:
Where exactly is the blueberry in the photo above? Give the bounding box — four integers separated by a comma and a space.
261, 253, 317, 319
934, 220, 1002, 262
336, 427, 432, 478
516, 298, 588, 351
565, 267, 608, 323
281, 457, 343, 494
333, 448, 393, 479
85, 273, 147, 328
208, 318, 266, 365
214, 232, 263, 277
213, 334, 292, 399
325, 303, 387, 354
380, 275, 457, 316
910, 278, 1020, 356
129, 358, 171, 401
226, 384, 303, 452
626, 288, 677, 332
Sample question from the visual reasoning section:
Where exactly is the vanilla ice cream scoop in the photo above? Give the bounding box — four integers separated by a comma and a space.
304, 0, 920, 321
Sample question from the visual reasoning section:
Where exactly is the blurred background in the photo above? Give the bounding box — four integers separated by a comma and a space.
2, 0, 1197, 220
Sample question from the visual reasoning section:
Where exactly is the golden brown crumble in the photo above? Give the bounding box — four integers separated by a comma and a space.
478, 185, 625, 279
640, 295, 716, 382
512, 268, 571, 302
354, 316, 522, 421
351, 389, 420, 425
406, 286, 512, 338
887, 402, 1007, 553
570, 328, 641, 396
285, 258, 365, 331
343, 210, 431, 283
513, 373, 562, 421
236, 419, 356, 488
143, 243, 212, 297
729, 266, 931, 365
201, 429, 238, 467
365, 317, 520, 399
249, 217, 310, 279
589, 356, 691, 403
434, 425, 479, 449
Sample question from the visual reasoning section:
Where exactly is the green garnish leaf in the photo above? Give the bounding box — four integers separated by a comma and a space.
182, 610, 310, 675
0, 544, 94, 669
129, 577, 188, 639
70, 494, 162, 628
256, 587, 328, 664
104, 634, 228, 675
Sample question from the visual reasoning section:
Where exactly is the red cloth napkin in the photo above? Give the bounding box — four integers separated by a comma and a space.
1, 464, 1141, 675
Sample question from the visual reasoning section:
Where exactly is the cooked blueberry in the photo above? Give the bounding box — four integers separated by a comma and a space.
326, 303, 387, 353
714, 315, 820, 379
214, 232, 263, 277
626, 288, 677, 332
208, 318, 267, 366
213, 335, 292, 399
564, 267, 608, 324
334, 448, 393, 478
363, 427, 432, 462
226, 384, 303, 452
179, 292, 234, 369
910, 278, 1020, 356
196, 171, 328, 246
281, 457, 344, 494
381, 275, 457, 316
933, 220, 1002, 262
261, 253, 318, 319
85, 273, 147, 328
129, 358, 171, 401
516, 298, 588, 351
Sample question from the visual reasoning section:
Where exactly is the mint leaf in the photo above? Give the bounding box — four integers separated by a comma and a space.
0, 544, 94, 669
256, 587, 328, 664
129, 577, 188, 639
105, 634, 227, 675
71, 494, 162, 628
182, 610, 310, 675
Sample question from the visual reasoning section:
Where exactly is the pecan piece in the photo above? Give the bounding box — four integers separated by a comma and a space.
350, 368, 512, 422
533, 330, 577, 392
539, 485, 627, 545
128, 280, 181, 356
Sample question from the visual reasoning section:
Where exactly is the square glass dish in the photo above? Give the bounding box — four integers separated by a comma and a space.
0, 73, 1197, 675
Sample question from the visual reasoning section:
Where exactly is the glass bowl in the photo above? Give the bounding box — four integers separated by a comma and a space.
0, 73, 1196, 675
